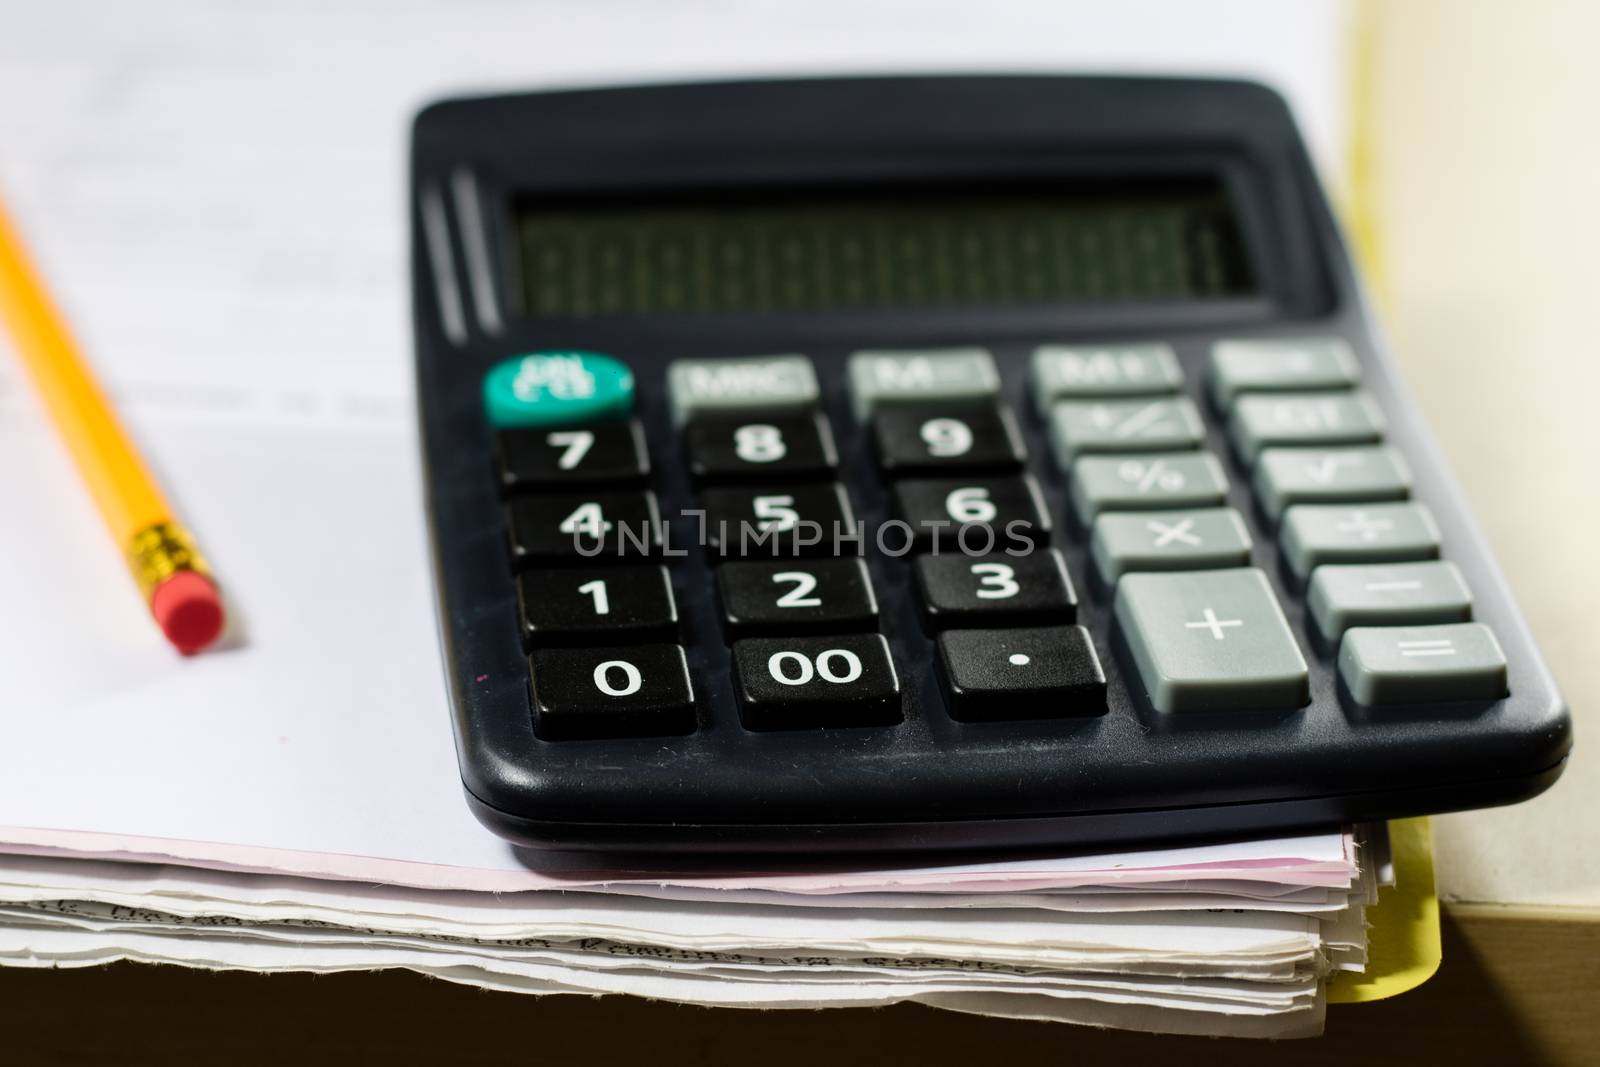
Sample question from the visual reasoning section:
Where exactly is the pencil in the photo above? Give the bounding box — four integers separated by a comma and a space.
0, 194, 225, 654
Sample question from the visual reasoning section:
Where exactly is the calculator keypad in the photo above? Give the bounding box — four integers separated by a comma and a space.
1201, 336, 1498, 711
487, 334, 1510, 743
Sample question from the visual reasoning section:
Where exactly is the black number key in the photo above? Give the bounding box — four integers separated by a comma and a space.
732, 633, 901, 730
530, 644, 696, 740
890, 475, 1051, 550
496, 421, 649, 491
696, 484, 856, 558
685, 412, 838, 482
873, 402, 1026, 474
506, 490, 661, 564
913, 548, 1077, 631
517, 564, 678, 647
936, 626, 1106, 721
715, 558, 878, 639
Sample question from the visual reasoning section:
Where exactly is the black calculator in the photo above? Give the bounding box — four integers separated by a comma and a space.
411, 76, 1571, 852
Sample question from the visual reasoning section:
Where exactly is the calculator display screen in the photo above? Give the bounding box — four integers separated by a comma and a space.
513, 178, 1255, 319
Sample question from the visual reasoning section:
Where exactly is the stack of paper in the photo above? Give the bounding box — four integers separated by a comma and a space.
0, 828, 1385, 1039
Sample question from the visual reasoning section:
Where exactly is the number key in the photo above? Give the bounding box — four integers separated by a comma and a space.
890, 475, 1052, 550
716, 558, 878, 639
732, 633, 901, 730
872, 402, 1026, 474
696, 484, 856, 558
685, 412, 838, 482
529, 644, 696, 740
506, 490, 661, 563
516, 564, 678, 646
496, 421, 650, 490
913, 549, 1076, 631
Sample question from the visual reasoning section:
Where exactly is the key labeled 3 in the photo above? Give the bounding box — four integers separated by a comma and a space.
913, 549, 1076, 630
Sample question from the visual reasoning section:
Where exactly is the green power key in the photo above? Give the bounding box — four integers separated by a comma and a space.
482, 350, 635, 428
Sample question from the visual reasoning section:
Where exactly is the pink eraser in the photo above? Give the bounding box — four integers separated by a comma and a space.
150, 570, 225, 655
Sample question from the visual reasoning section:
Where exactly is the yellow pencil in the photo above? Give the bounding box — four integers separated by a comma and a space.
0, 193, 224, 654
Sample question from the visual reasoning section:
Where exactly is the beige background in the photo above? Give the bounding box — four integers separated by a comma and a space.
1364, 0, 1599, 907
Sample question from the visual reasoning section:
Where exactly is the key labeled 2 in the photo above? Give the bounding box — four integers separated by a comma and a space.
516, 564, 678, 646
732, 633, 901, 730
716, 558, 878, 639
872, 402, 1026, 474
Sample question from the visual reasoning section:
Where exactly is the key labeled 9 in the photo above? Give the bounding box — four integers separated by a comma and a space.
872, 402, 1026, 474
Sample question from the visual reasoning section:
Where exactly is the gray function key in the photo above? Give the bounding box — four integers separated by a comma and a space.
1254, 446, 1412, 521
1031, 343, 1182, 414
1208, 337, 1360, 409
848, 348, 999, 421
1279, 502, 1442, 581
1308, 561, 1473, 641
1090, 507, 1253, 584
1048, 397, 1204, 465
668, 355, 819, 426
1114, 568, 1310, 713
1069, 452, 1229, 523
1338, 623, 1508, 705
1228, 391, 1385, 462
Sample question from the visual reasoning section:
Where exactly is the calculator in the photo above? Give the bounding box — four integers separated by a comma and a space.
411, 76, 1571, 852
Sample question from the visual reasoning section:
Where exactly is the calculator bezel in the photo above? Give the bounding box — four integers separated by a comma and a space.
411, 76, 1571, 852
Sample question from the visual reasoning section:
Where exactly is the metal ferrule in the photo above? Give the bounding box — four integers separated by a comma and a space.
127, 522, 211, 601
